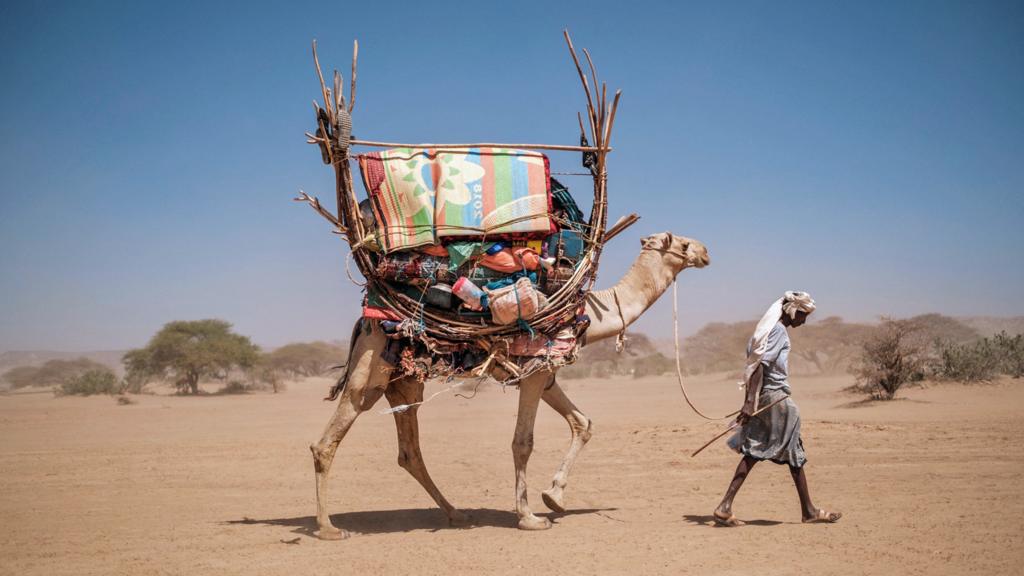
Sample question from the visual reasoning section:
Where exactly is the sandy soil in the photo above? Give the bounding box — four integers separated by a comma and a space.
1, 373, 1022, 575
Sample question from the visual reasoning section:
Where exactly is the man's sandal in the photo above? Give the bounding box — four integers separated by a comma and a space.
713, 511, 745, 527
803, 508, 842, 523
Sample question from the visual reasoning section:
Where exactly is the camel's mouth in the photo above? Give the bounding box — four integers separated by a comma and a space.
691, 246, 710, 268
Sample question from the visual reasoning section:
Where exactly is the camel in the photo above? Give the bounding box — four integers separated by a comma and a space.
310, 231, 710, 539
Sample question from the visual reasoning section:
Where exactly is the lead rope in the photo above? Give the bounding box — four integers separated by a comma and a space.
672, 280, 738, 421
612, 288, 627, 352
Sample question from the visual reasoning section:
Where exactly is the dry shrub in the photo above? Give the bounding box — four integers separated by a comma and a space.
935, 339, 998, 383
935, 331, 1024, 382
850, 317, 926, 400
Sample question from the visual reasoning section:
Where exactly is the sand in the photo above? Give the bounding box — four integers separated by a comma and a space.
1, 373, 1022, 575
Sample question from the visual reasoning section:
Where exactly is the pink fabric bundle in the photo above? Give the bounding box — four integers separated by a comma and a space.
508, 333, 576, 357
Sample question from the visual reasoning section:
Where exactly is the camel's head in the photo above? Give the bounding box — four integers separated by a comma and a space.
640, 232, 710, 272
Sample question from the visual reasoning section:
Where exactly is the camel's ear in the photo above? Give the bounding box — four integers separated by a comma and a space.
670, 233, 689, 251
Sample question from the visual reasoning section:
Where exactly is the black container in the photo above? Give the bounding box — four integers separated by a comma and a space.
425, 283, 455, 309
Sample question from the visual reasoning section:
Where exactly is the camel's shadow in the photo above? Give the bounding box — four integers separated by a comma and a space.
227, 507, 616, 537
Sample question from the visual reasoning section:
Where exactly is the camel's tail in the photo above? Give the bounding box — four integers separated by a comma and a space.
324, 318, 365, 401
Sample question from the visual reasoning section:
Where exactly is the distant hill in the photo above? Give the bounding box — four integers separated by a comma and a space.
957, 316, 1024, 338
560, 332, 674, 379
676, 313, 991, 377
567, 313, 1019, 379
3, 316, 1017, 385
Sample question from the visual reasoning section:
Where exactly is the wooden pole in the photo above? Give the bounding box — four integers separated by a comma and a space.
349, 40, 358, 113
347, 139, 609, 153
603, 213, 640, 242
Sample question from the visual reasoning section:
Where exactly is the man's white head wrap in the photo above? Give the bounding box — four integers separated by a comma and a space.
743, 291, 816, 389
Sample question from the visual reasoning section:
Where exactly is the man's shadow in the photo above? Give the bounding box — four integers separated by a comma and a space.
226, 507, 616, 538
682, 514, 783, 527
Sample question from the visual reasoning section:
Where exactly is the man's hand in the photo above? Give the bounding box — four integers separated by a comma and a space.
738, 364, 763, 426
737, 403, 755, 425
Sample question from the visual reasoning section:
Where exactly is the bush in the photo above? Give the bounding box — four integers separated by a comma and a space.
56, 369, 121, 397
217, 380, 251, 395
993, 332, 1024, 378
935, 338, 998, 383
850, 317, 925, 400
932, 331, 1023, 383
3, 358, 113, 389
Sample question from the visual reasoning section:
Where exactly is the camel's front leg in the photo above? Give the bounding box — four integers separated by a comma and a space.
540, 378, 593, 513
385, 377, 468, 527
310, 321, 391, 540
512, 371, 553, 530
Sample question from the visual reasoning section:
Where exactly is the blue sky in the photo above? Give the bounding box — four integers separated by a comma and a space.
1, 1, 1021, 352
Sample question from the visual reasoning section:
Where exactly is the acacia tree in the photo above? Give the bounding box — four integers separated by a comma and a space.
124, 320, 260, 395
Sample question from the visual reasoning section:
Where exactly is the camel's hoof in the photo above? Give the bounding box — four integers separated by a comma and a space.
316, 526, 351, 541
541, 489, 566, 513
448, 510, 472, 527
517, 515, 553, 531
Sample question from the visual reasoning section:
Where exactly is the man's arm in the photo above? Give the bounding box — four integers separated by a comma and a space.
739, 364, 763, 424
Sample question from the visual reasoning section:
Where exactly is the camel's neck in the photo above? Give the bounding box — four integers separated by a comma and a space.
582, 249, 680, 344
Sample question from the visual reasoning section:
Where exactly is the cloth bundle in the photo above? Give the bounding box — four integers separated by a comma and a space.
487, 277, 541, 325
359, 147, 554, 252
375, 253, 457, 285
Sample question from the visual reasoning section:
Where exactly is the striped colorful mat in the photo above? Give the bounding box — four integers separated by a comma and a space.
359, 148, 553, 252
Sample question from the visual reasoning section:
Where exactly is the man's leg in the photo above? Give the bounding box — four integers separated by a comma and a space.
789, 465, 841, 523
714, 455, 758, 525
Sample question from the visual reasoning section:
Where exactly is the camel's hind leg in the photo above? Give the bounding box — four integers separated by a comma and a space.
540, 378, 593, 513
385, 377, 468, 526
310, 320, 392, 540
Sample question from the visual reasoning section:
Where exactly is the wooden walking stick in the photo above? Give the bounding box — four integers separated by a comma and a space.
689, 395, 790, 458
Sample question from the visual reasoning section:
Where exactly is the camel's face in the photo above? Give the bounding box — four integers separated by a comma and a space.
641, 232, 710, 270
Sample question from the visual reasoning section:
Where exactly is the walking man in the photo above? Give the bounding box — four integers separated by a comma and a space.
713, 291, 842, 526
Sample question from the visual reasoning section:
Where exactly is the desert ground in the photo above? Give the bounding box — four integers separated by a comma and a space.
1, 372, 1022, 575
